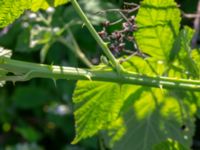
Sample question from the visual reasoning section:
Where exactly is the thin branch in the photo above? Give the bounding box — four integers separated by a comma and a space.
182, 12, 200, 19
123, 2, 139, 7
70, 0, 123, 72
1, 58, 200, 91
97, 7, 139, 15
192, 0, 200, 48
57, 31, 93, 68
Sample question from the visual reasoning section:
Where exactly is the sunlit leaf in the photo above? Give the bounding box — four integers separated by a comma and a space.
72, 81, 123, 144
31, 0, 69, 12
135, 0, 181, 60
0, 0, 69, 28
72, 55, 195, 149
0, 0, 30, 28
168, 27, 198, 79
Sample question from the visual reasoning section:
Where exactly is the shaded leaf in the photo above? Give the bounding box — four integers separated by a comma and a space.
15, 126, 42, 142
113, 88, 195, 150
153, 139, 188, 150
12, 86, 49, 109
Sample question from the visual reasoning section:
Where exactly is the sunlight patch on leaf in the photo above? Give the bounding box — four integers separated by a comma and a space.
113, 88, 195, 150
31, 0, 69, 12
0, 0, 69, 28
0, 47, 12, 58
153, 139, 188, 150
168, 26, 198, 79
0, 47, 12, 87
135, 0, 181, 60
0, 0, 30, 28
72, 81, 123, 144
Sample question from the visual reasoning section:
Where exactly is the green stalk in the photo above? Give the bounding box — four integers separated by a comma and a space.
58, 36, 93, 68
1, 58, 200, 91
69, 0, 123, 72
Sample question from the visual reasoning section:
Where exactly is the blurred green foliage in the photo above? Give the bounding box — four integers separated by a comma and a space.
0, 0, 200, 150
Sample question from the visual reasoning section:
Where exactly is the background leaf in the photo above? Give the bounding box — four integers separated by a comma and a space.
0, 0, 69, 28
153, 139, 188, 150
12, 86, 50, 109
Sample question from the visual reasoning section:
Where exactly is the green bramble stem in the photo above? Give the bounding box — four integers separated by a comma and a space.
1, 58, 200, 91
69, 0, 123, 72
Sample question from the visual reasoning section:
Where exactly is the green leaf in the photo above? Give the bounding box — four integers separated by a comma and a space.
153, 139, 188, 150
135, 0, 181, 60
72, 55, 196, 147
113, 88, 196, 150
0, 0, 69, 28
169, 26, 198, 78
106, 117, 126, 147
15, 126, 42, 142
72, 55, 196, 148
191, 49, 200, 79
72, 81, 123, 144
12, 86, 49, 109
31, 0, 69, 12
0, 0, 30, 28
176, 26, 197, 78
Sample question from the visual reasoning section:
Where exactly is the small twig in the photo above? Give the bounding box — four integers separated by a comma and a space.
118, 11, 130, 23
0, 25, 11, 37
182, 13, 200, 19
37, 12, 50, 25
67, 29, 93, 68
192, 0, 200, 48
97, 8, 139, 15
122, 49, 135, 54
97, 9, 134, 26
182, 10, 200, 19
109, 18, 123, 26
127, 6, 140, 13
57, 36, 93, 68
123, 2, 139, 7
119, 51, 138, 63
70, 0, 124, 73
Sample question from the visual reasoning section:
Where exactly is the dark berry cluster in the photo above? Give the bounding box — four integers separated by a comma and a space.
98, 14, 137, 57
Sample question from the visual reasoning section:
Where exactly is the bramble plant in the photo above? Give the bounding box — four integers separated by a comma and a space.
1, 0, 200, 149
